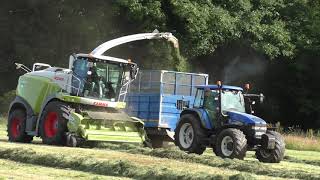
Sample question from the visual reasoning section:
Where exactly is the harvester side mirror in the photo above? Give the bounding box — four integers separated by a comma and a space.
259, 93, 265, 103
69, 54, 76, 69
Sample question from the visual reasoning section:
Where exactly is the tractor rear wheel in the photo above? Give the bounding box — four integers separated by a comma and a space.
7, 109, 33, 143
174, 114, 207, 155
214, 128, 247, 159
255, 131, 285, 163
40, 101, 70, 145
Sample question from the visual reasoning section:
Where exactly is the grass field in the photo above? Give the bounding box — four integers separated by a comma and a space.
1, 117, 320, 179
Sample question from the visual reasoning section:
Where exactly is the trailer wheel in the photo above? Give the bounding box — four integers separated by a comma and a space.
255, 131, 285, 163
40, 101, 70, 145
148, 135, 169, 148
214, 128, 247, 159
7, 109, 33, 143
174, 114, 207, 155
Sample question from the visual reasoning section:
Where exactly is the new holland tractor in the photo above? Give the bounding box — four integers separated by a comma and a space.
174, 82, 285, 163
7, 32, 178, 147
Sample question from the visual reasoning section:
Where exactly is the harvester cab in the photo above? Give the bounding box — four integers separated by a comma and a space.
174, 81, 285, 163
8, 32, 178, 147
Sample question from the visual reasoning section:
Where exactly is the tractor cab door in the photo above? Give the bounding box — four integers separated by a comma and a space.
203, 90, 219, 128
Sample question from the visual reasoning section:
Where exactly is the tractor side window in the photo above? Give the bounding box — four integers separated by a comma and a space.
194, 89, 204, 108
204, 90, 218, 111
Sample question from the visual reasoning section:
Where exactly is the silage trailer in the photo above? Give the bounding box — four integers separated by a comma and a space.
125, 70, 209, 148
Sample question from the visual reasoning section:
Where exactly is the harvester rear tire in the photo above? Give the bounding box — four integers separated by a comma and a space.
40, 101, 70, 145
7, 109, 33, 143
174, 114, 207, 155
214, 128, 247, 160
255, 131, 285, 163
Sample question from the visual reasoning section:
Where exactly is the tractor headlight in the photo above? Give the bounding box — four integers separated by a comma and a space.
251, 126, 267, 137
251, 126, 267, 131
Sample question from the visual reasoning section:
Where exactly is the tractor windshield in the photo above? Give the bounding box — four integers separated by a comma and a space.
221, 90, 245, 113
72, 57, 125, 101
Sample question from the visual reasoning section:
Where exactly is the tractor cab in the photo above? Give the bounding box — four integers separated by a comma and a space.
193, 84, 266, 129
69, 54, 138, 102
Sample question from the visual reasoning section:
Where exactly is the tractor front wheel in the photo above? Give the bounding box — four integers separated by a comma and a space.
255, 131, 285, 163
40, 101, 70, 145
7, 109, 33, 143
174, 114, 207, 155
214, 128, 247, 159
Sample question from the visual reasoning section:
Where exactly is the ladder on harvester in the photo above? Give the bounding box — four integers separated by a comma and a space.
118, 79, 131, 102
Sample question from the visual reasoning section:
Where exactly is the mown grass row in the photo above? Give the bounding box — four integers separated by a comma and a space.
0, 147, 254, 180
283, 155, 320, 167
89, 142, 320, 180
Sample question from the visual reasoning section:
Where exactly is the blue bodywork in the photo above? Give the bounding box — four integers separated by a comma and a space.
125, 70, 209, 131
183, 85, 267, 129
126, 71, 266, 133
227, 111, 266, 126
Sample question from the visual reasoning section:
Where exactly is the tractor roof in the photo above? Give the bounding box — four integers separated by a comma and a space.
196, 85, 243, 91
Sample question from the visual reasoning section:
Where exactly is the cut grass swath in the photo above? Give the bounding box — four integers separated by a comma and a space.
90, 142, 320, 179
0, 147, 254, 180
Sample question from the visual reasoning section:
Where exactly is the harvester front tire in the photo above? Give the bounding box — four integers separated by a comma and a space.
40, 101, 70, 145
255, 131, 285, 163
174, 114, 207, 155
7, 109, 33, 143
214, 128, 247, 160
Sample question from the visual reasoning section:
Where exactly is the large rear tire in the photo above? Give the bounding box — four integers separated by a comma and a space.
174, 114, 207, 155
214, 128, 247, 159
40, 101, 70, 145
255, 131, 285, 163
7, 109, 33, 143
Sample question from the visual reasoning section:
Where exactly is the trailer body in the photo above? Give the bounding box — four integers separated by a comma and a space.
125, 70, 208, 142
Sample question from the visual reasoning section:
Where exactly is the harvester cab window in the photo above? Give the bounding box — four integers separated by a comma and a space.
81, 60, 123, 101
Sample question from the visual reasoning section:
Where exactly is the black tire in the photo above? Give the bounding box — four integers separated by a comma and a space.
148, 135, 170, 148
214, 128, 247, 159
7, 109, 33, 143
255, 131, 285, 163
40, 101, 70, 145
174, 114, 207, 155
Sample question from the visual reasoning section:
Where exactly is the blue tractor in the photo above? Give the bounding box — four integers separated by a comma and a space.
174, 82, 285, 163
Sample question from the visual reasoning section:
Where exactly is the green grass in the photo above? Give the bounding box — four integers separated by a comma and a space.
2, 116, 320, 179
0, 159, 129, 180
0, 143, 259, 180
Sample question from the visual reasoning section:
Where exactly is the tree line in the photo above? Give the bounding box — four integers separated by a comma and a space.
0, 0, 319, 129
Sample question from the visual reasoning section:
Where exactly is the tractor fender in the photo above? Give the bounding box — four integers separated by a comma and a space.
180, 108, 213, 130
